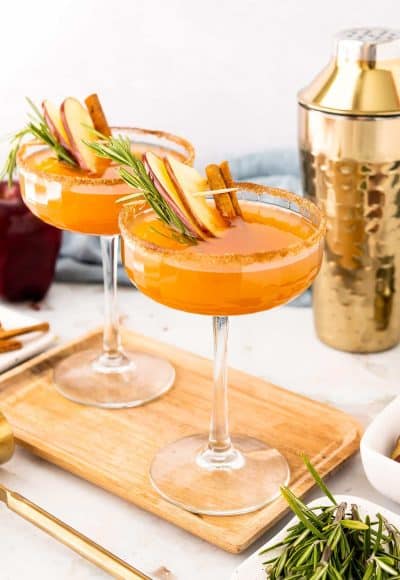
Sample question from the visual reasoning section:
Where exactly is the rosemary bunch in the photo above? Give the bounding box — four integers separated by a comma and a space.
262, 456, 400, 579
87, 134, 197, 243
1, 98, 77, 185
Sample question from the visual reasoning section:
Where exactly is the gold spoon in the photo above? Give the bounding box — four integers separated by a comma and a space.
0, 412, 150, 579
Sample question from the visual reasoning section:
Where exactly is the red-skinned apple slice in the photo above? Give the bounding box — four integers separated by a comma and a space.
164, 155, 227, 237
42, 100, 75, 155
60, 98, 100, 172
143, 151, 205, 239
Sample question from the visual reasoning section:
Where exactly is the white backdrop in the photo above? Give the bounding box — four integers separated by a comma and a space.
1, 0, 399, 166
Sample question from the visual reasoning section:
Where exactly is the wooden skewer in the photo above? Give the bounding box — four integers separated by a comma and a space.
192, 187, 240, 197
116, 188, 240, 206
0, 322, 49, 341
116, 190, 146, 204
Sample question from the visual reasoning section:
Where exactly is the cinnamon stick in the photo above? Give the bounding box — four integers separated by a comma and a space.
205, 164, 236, 219
219, 160, 242, 217
0, 339, 22, 353
0, 322, 49, 341
85, 94, 112, 137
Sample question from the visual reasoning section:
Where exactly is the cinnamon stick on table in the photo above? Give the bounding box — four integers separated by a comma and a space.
0, 322, 49, 341
0, 339, 22, 353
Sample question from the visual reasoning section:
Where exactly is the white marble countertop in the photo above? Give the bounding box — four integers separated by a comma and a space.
1, 282, 400, 580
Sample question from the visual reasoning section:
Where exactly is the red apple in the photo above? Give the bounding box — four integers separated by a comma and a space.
0, 182, 61, 301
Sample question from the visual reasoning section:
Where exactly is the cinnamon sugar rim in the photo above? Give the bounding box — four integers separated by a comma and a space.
119, 182, 326, 265
16, 126, 195, 186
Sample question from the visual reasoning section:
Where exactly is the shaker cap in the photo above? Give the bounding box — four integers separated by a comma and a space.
298, 27, 400, 116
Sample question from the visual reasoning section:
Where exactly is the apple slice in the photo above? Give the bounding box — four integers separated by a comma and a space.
60, 97, 100, 172
164, 155, 227, 237
42, 100, 74, 154
143, 151, 205, 239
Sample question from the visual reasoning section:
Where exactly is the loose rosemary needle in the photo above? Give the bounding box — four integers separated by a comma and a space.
262, 456, 400, 579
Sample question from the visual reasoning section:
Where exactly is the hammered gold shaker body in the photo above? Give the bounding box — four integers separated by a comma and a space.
298, 28, 400, 352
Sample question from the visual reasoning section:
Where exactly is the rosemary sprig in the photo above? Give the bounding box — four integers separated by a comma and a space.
86, 134, 198, 243
1, 98, 77, 185
262, 457, 400, 579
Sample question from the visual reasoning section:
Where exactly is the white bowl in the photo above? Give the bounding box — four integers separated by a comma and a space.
361, 395, 400, 503
231, 495, 400, 579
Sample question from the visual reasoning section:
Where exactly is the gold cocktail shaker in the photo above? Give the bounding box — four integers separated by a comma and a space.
298, 28, 400, 352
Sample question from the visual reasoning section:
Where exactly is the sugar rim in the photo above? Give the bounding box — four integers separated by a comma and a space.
119, 182, 326, 265
16, 126, 195, 186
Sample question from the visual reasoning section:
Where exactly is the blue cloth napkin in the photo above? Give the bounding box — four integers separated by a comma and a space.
55, 149, 309, 306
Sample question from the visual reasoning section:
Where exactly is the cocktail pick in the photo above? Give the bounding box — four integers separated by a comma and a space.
0, 412, 150, 579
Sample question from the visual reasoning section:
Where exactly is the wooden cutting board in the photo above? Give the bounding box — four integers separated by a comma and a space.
0, 328, 361, 553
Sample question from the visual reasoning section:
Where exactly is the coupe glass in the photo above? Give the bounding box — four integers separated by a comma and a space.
119, 183, 325, 515
17, 127, 194, 408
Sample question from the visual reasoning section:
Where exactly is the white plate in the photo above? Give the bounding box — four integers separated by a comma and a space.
361, 395, 400, 504
231, 495, 400, 580
0, 305, 56, 373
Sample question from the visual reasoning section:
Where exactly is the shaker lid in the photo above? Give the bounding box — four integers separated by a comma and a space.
298, 27, 400, 116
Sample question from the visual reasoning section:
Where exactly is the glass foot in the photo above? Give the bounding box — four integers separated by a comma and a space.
54, 348, 175, 408
150, 434, 290, 515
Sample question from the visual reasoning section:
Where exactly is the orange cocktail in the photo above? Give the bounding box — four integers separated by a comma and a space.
119, 181, 325, 516
122, 196, 322, 316
16, 126, 194, 409
18, 131, 192, 236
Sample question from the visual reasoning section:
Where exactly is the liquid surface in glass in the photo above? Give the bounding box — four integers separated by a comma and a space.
19, 145, 185, 236
122, 201, 323, 315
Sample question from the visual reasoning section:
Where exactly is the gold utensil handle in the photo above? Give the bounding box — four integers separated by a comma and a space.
4, 488, 150, 579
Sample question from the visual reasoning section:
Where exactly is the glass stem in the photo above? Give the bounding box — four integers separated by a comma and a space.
208, 316, 232, 455
101, 235, 123, 361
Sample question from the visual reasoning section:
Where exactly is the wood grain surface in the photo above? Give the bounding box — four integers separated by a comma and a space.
0, 328, 361, 553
